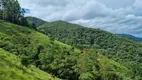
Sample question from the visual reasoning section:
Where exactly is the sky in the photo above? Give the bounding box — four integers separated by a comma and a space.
18, 0, 142, 37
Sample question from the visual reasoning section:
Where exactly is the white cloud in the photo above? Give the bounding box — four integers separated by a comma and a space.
96, 0, 135, 9
134, 0, 142, 9
18, 0, 142, 37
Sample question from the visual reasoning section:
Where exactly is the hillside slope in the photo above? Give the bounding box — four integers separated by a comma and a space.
38, 20, 142, 79
0, 48, 60, 80
38, 21, 142, 60
0, 21, 80, 80
0, 21, 137, 80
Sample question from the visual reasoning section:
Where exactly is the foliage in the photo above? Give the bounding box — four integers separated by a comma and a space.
38, 20, 142, 79
0, 48, 61, 80
0, 21, 80, 80
117, 34, 142, 41
26, 16, 46, 27
0, 0, 28, 26
0, 21, 136, 80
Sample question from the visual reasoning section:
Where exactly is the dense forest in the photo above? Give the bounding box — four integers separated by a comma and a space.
38, 20, 142, 79
0, 0, 142, 80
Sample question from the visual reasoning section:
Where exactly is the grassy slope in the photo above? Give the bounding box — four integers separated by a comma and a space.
0, 48, 60, 80
0, 21, 81, 79
0, 21, 78, 50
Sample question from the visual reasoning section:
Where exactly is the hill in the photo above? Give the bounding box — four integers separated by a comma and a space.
117, 34, 142, 41
38, 20, 142, 60
38, 20, 142, 79
0, 21, 80, 80
0, 21, 137, 80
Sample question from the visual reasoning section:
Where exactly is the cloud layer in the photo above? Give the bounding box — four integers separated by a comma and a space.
19, 0, 142, 37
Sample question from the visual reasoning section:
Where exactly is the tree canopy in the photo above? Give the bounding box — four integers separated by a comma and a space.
0, 0, 28, 26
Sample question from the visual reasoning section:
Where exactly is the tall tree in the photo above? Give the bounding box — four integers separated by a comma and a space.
0, 0, 28, 26
0, 0, 4, 19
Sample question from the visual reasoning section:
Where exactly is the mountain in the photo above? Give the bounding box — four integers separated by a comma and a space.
117, 34, 142, 41
38, 20, 142, 79
26, 16, 47, 27
38, 20, 142, 54
0, 20, 137, 80
38, 20, 142, 60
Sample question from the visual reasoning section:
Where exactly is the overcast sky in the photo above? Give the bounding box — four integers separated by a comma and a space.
18, 0, 142, 37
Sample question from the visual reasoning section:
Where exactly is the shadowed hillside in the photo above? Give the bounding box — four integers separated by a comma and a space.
26, 16, 47, 27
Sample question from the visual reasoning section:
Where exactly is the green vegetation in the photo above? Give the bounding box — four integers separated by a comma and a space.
117, 34, 142, 41
38, 20, 142, 79
26, 16, 46, 27
1, 0, 141, 79
0, 48, 60, 80
38, 21, 142, 60
0, 0, 28, 26
0, 21, 79, 79
0, 20, 136, 80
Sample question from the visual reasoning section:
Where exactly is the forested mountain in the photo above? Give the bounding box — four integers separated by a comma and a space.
38, 20, 142, 79
38, 21, 142, 55
1, 0, 142, 79
117, 34, 142, 41
0, 20, 137, 80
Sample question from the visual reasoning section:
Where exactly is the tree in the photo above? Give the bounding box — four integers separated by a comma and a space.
0, 0, 28, 26
0, 10, 2, 19
0, 0, 4, 19
31, 23, 37, 30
